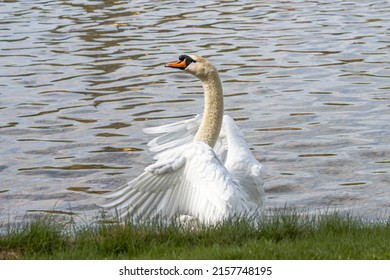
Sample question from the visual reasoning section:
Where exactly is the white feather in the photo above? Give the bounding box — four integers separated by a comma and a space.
99, 55, 265, 225
100, 115, 264, 224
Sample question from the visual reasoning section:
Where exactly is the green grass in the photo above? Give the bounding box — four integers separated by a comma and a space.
1, 211, 390, 259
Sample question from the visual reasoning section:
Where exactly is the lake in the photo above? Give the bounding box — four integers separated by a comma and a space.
1, 0, 389, 225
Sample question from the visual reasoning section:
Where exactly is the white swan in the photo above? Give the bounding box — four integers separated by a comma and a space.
100, 55, 265, 225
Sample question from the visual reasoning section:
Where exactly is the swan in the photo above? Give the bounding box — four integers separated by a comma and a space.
100, 54, 265, 225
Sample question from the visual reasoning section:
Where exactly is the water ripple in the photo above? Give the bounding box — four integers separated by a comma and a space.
1, 0, 390, 224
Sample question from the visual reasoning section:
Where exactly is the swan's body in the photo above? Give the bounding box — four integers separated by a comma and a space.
100, 55, 265, 224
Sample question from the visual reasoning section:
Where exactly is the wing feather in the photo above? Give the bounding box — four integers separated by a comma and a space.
100, 142, 247, 223
100, 114, 265, 223
222, 115, 265, 209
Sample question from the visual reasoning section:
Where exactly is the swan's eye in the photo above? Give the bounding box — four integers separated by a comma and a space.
178, 55, 196, 66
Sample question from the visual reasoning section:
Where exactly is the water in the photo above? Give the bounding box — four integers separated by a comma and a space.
1, 0, 389, 225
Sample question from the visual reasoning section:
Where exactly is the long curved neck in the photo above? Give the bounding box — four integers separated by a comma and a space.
194, 70, 224, 148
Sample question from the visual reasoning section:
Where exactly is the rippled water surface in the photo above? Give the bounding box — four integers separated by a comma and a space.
1, 0, 390, 224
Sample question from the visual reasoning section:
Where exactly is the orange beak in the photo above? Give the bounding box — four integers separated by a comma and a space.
165, 59, 187, 70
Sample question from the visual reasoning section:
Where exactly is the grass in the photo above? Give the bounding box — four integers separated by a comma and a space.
1, 210, 390, 259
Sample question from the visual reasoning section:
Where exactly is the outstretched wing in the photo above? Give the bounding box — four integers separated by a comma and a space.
143, 114, 202, 159
144, 114, 264, 203
143, 114, 228, 163
221, 115, 265, 210
144, 114, 265, 210
100, 142, 247, 224
100, 115, 264, 222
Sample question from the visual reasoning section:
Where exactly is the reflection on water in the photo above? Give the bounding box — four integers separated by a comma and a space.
1, 0, 390, 224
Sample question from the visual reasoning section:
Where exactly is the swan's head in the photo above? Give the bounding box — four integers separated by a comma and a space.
165, 54, 217, 80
